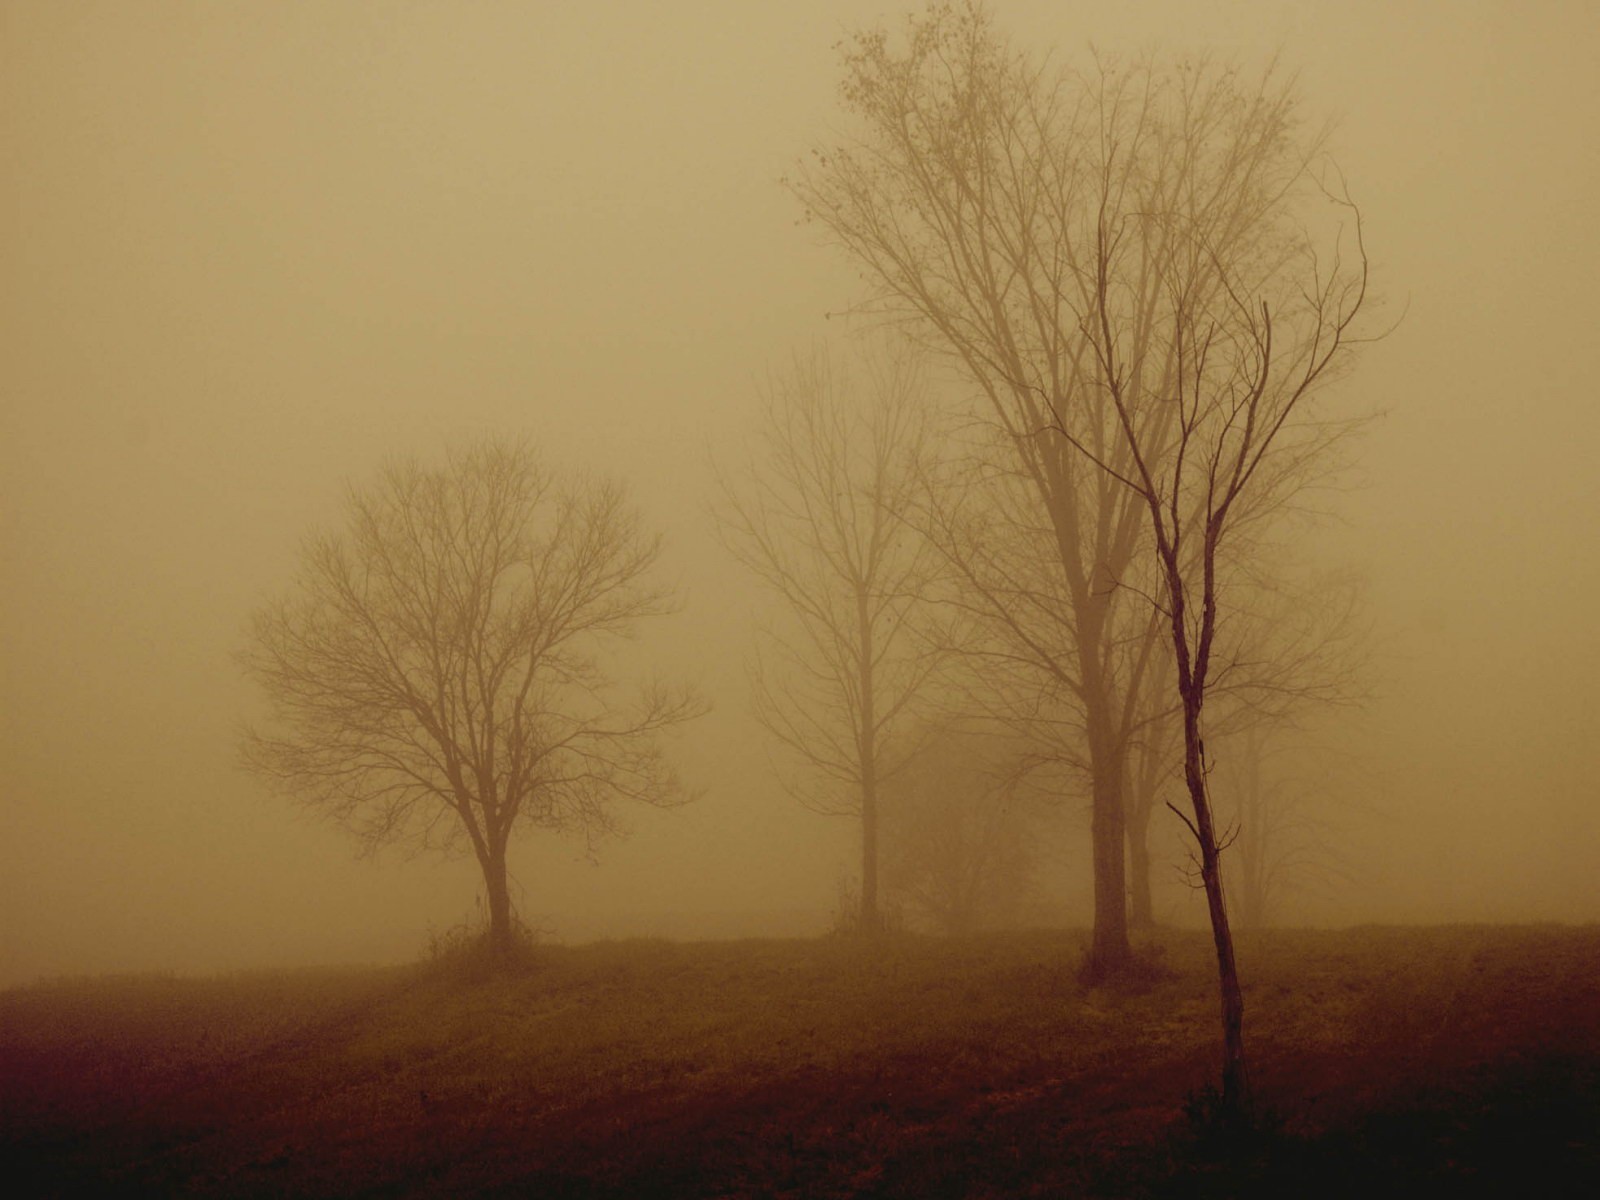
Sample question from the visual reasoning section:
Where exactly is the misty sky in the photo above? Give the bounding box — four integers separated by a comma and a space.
3, 0, 1597, 985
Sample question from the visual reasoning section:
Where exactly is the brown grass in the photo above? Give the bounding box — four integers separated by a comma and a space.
3, 924, 1598, 1197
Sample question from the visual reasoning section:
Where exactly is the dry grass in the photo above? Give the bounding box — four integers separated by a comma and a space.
3, 924, 1598, 1197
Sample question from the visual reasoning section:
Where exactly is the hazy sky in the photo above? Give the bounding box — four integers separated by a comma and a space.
3, 0, 1597, 984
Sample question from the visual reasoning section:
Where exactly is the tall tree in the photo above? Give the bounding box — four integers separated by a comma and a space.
915, 443, 1164, 935
794, 4, 1169, 974
798, 3, 1374, 1109
1047, 62, 1372, 1118
240, 440, 701, 959
714, 345, 943, 932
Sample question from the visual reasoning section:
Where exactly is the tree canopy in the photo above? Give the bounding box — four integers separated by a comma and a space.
241, 439, 702, 956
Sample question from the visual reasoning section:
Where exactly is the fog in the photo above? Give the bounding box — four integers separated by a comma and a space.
3, 0, 1597, 987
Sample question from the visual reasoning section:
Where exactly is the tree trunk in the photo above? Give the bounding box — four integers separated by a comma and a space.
861, 784, 879, 933
483, 847, 515, 959
1073, 578, 1132, 977
1202, 841, 1248, 1115
857, 587, 880, 935
1182, 705, 1249, 1119
1085, 717, 1131, 978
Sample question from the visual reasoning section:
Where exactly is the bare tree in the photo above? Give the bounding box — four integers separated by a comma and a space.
1211, 725, 1352, 930
1050, 65, 1373, 1119
714, 345, 943, 932
794, 5, 1170, 975
1208, 567, 1371, 929
798, 4, 1375, 1114
240, 440, 702, 959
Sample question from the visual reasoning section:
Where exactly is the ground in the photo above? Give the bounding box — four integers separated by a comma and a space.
3, 924, 1598, 1197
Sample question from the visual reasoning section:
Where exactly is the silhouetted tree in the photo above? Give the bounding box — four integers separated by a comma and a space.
714, 345, 944, 933
240, 440, 701, 959
795, 4, 1165, 976
1046, 68, 1372, 1120
798, 3, 1375, 1115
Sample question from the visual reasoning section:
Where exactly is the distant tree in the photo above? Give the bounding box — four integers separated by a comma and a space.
1124, 629, 1180, 930
240, 440, 701, 959
915, 448, 1170, 930
880, 724, 1039, 934
1134, 563, 1369, 930
1208, 569, 1370, 929
1211, 725, 1347, 930
714, 345, 944, 933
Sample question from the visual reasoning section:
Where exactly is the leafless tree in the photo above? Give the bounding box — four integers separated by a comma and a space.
1051, 69, 1372, 1120
714, 344, 944, 932
797, 4, 1375, 1115
1211, 725, 1351, 930
917, 445, 1175, 931
1207, 567, 1371, 929
240, 440, 702, 959
794, 10, 1169, 975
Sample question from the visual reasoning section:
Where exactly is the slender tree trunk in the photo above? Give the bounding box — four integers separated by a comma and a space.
857, 587, 880, 935
1181, 700, 1248, 1117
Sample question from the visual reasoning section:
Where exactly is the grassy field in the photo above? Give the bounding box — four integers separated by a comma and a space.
4, 924, 1599, 1197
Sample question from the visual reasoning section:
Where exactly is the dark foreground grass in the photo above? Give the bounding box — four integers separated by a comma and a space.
3, 925, 1598, 1197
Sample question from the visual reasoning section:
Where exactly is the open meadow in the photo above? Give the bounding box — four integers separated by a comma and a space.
4, 924, 1599, 1197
